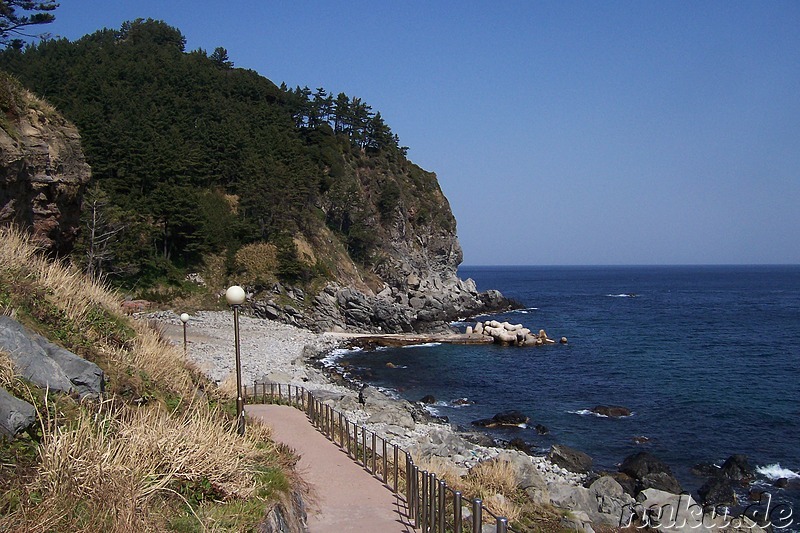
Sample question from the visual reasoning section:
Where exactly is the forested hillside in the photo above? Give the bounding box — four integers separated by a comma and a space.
0, 19, 456, 293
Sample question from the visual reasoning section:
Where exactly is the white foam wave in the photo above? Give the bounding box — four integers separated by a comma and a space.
320, 346, 362, 366
568, 409, 609, 418
607, 293, 637, 298
511, 307, 538, 314
757, 463, 800, 480
402, 342, 442, 349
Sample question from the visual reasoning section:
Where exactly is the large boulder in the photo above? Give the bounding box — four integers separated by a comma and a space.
619, 452, 682, 495
471, 410, 529, 428
0, 316, 104, 398
590, 405, 632, 418
698, 477, 736, 507
549, 444, 593, 474
0, 387, 37, 438
720, 454, 755, 482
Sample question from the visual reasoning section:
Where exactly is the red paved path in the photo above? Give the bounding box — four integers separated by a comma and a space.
246, 404, 415, 532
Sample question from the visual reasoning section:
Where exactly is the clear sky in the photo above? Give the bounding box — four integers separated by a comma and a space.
34, 1, 800, 265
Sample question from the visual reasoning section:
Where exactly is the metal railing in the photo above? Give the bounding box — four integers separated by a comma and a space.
244, 382, 513, 533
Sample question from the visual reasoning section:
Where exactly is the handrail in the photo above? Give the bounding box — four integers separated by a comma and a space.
243, 382, 515, 532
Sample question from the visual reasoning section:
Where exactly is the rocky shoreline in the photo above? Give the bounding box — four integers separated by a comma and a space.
152, 310, 774, 532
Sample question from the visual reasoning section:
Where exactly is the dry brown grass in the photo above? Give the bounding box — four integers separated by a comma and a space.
234, 242, 279, 287
0, 225, 121, 326
412, 455, 526, 527
0, 225, 300, 531
2, 399, 283, 532
0, 350, 15, 388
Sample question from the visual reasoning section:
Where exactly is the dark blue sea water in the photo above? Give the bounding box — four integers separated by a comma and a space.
340, 265, 800, 521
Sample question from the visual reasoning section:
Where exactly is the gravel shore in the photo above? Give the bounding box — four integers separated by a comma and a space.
149, 310, 585, 489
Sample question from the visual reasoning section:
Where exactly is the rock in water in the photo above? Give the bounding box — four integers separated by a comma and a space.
720, 454, 754, 481
699, 477, 736, 506
471, 410, 530, 428
590, 405, 632, 417
549, 444, 593, 474
418, 394, 436, 404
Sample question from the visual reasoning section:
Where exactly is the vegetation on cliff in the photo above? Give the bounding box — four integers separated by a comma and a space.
0, 226, 301, 531
0, 19, 457, 296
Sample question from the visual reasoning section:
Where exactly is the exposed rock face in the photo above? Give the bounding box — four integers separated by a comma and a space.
549, 444, 593, 474
253, 278, 516, 334
0, 75, 91, 255
0, 316, 104, 398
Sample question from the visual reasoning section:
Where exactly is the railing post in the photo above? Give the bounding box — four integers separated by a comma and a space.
362, 427, 367, 469
412, 465, 420, 527
472, 499, 482, 533
371, 432, 377, 475
453, 491, 462, 533
438, 480, 446, 532
393, 445, 399, 492
429, 472, 436, 532
421, 470, 429, 532
496, 516, 508, 533
382, 438, 388, 483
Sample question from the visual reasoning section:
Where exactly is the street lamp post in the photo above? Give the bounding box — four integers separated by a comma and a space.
180, 313, 189, 356
225, 285, 246, 435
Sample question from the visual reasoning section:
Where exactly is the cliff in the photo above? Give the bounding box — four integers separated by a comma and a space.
0, 72, 90, 255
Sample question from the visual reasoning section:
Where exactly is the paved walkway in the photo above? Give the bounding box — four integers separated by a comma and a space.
246, 404, 415, 532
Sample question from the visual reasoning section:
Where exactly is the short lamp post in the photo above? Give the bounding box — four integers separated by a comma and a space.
225, 285, 246, 435
180, 313, 189, 356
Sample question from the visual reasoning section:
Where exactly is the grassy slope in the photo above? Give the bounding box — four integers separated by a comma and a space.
0, 226, 300, 532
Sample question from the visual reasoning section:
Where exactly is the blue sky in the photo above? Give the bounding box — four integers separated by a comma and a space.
36, 1, 800, 265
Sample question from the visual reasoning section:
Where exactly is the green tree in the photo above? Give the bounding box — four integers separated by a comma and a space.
0, 0, 57, 48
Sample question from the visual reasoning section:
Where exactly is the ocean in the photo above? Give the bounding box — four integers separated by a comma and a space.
338, 265, 800, 526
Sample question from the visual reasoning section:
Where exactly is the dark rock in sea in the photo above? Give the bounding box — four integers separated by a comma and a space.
471, 410, 530, 428
639, 472, 683, 495
549, 444, 593, 474
720, 454, 755, 482
632, 435, 650, 444
452, 397, 473, 406
620, 451, 674, 479
691, 463, 721, 477
775, 477, 789, 488
699, 477, 737, 506
749, 488, 766, 501
619, 452, 683, 495
535, 423, 549, 435
419, 394, 436, 404
508, 437, 532, 454
591, 405, 632, 418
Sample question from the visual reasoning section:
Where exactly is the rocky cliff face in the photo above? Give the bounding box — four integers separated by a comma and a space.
253, 163, 516, 333
0, 73, 91, 255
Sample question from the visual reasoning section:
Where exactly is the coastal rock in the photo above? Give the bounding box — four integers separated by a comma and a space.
549, 444, 593, 474
471, 410, 529, 428
0, 316, 104, 398
619, 452, 682, 495
418, 395, 436, 404
698, 477, 736, 506
0, 387, 37, 438
495, 450, 547, 491
588, 476, 635, 526
590, 405, 632, 418
720, 454, 754, 482
619, 451, 673, 480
